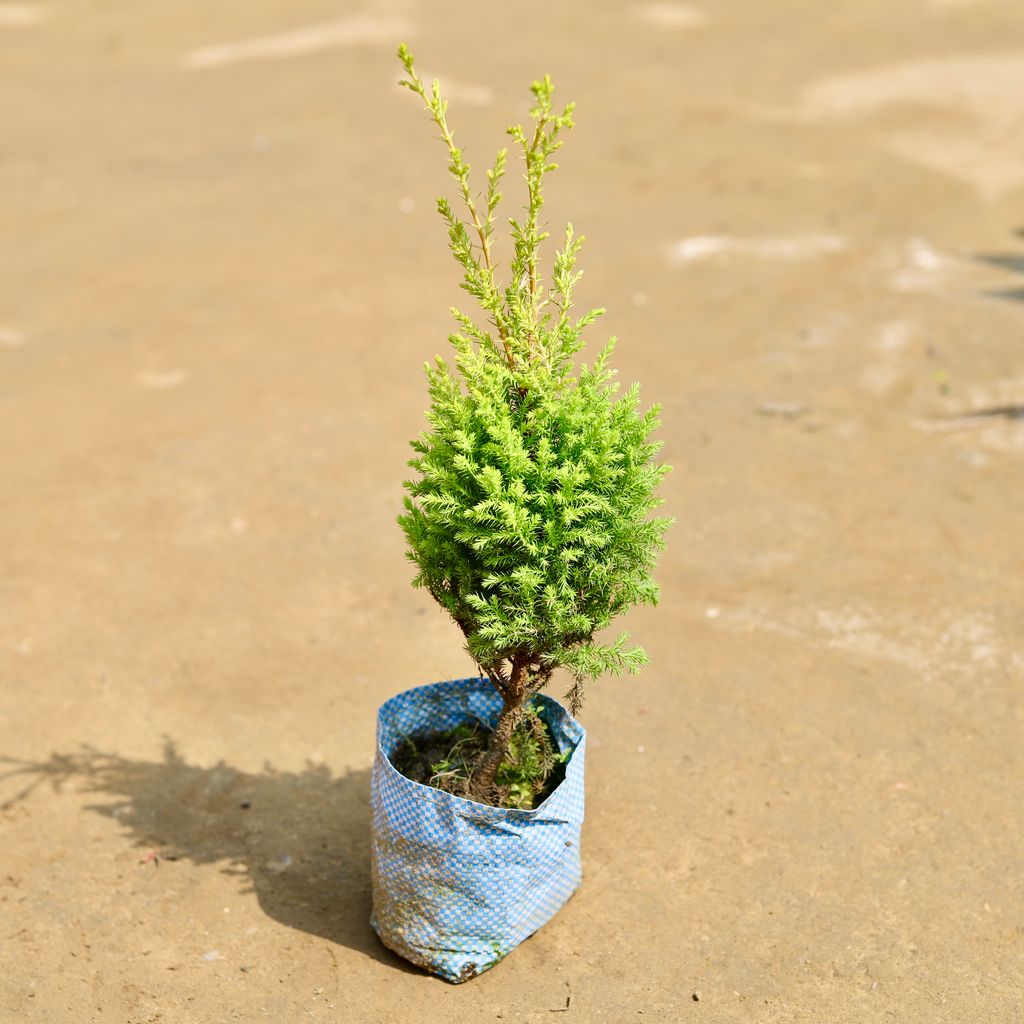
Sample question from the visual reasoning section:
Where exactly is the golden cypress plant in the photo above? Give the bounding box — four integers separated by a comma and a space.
396, 46, 671, 802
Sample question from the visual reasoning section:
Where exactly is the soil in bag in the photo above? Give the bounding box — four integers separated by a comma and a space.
390, 703, 568, 810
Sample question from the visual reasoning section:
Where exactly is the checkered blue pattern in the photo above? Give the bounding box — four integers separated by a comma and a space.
370, 678, 586, 983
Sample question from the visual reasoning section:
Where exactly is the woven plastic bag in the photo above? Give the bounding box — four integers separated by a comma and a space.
370, 677, 586, 982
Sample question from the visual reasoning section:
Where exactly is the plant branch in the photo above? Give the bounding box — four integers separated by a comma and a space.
398, 45, 514, 367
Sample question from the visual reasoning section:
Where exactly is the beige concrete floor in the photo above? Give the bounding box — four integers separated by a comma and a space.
2, 1, 1023, 1020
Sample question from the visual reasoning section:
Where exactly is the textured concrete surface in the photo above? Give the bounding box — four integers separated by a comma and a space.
2, 1, 1023, 1021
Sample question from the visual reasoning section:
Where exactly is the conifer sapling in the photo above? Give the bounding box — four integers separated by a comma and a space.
396, 45, 671, 804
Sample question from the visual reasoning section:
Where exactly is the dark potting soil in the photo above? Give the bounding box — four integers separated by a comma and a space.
389, 711, 568, 810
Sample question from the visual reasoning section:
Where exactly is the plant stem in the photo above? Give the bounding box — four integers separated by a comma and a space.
434, 117, 499, 303
470, 655, 529, 797
525, 120, 546, 310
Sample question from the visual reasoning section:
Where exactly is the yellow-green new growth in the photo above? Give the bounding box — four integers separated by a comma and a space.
396, 45, 671, 800
397, 44, 597, 374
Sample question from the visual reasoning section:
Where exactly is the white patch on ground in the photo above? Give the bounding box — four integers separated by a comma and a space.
871, 320, 915, 355
958, 375, 1024, 453
0, 327, 26, 346
183, 13, 410, 69
665, 234, 847, 265
910, 415, 1022, 445
636, 3, 707, 29
413, 72, 493, 107
962, 373, 1024, 410
443, 80, 493, 107
957, 449, 990, 468
137, 369, 187, 389
757, 400, 807, 420
719, 603, 1017, 683
800, 52, 1024, 200
0, 3, 46, 25
860, 320, 916, 397
914, 373, 1024, 446
859, 363, 905, 398
881, 238, 951, 293
753, 549, 800, 571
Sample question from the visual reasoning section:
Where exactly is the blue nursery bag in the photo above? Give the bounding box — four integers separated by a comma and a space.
369, 677, 586, 983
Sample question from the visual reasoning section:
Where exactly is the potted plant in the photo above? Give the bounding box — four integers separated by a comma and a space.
370, 45, 671, 983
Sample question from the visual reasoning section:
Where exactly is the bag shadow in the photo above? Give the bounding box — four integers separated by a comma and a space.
0, 739, 419, 973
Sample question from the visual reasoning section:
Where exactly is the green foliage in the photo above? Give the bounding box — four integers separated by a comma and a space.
396, 45, 671, 709
494, 707, 564, 809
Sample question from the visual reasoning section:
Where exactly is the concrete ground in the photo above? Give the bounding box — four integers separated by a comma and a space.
2, 1, 1023, 1021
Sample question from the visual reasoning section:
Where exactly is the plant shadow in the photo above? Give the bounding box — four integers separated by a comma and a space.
0, 739, 418, 973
